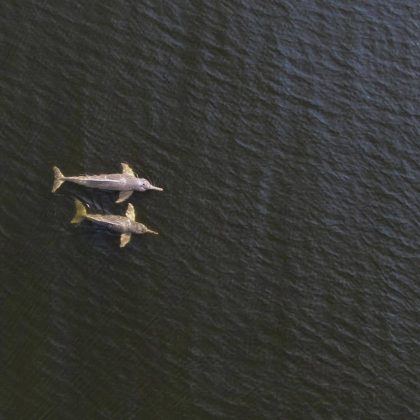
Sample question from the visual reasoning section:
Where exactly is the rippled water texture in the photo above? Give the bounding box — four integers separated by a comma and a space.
1, 1, 420, 418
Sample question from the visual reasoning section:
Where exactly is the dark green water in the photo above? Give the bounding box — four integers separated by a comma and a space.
1, 1, 420, 418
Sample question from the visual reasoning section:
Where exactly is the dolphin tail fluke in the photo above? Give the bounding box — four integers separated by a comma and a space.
71, 199, 87, 224
52, 166, 65, 192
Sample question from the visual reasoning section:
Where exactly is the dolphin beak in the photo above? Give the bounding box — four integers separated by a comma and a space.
147, 229, 159, 235
149, 185, 163, 191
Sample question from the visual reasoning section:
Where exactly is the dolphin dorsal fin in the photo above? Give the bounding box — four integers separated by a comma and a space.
126, 203, 136, 221
121, 163, 136, 177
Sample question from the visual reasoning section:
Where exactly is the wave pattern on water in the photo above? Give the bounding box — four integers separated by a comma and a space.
1, 0, 420, 418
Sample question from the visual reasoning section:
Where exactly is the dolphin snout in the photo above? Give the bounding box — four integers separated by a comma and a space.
147, 229, 159, 235
149, 186, 163, 191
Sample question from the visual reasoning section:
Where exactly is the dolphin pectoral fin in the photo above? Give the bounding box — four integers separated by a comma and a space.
126, 203, 136, 221
121, 163, 136, 177
120, 233, 131, 248
116, 190, 133, 203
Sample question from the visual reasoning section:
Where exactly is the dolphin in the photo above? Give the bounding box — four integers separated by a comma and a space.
52, 163, 163, 203
71, 199, 158, 247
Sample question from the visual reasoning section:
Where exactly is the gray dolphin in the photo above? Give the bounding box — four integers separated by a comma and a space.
52, 163, 163, 203
71, 199, 158, 247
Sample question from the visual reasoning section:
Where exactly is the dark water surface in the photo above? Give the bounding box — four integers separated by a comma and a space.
1, 1, 420, 418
